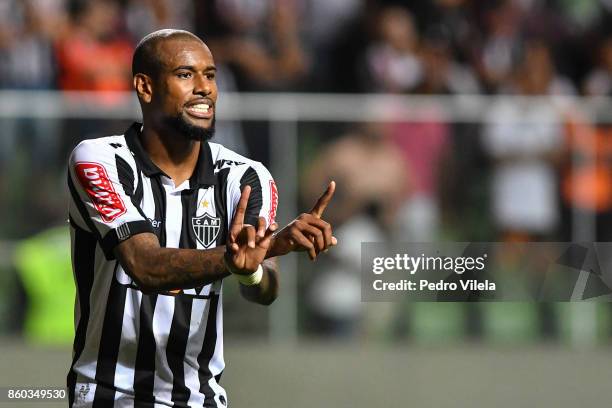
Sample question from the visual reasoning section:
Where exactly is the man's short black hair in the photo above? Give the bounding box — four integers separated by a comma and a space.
132, 29, 204, 78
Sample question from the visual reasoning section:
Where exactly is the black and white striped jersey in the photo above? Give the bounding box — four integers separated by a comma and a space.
66, 122, 278, 408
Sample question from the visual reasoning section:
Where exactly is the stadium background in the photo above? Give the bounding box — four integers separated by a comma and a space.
2, 0, 612, 406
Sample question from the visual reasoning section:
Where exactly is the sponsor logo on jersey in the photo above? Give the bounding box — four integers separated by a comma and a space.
269, 180, 278, 225
148, 218, 162, 229
192, 213, 221, 248
75, 162, 127, 223
214, 159, 245, 171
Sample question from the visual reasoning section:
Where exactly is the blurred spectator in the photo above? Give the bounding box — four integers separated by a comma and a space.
583, 35, 612, 95
323, 2, 374, 93
196, 0, 308, 91
302, 124, 410, 336
125, 0, 194, 41
402, 0, 477, 63
303, 123, 411, 231
0, 0, 58, 90
561, 107, 612, 241
506, 39, 575, 95
386, 110, 450, 241
301, 0, 364, 90
520, 0, 573, 43
363, 6, 423, 93
306, 0, 364, 44
55, 0, 133, 92
415, 32, 480, 94
482, 40, 572, 240
472, 0, 523, 93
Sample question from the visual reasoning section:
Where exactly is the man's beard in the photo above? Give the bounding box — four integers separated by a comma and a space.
164, 113, 216, 142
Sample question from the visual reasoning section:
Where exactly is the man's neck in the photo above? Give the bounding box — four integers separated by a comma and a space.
140, 123, 201, 186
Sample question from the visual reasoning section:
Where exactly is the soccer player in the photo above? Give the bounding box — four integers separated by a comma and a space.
66, 29, 336, 407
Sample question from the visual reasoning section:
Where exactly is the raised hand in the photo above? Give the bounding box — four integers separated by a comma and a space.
268, 181, 338, 260
310, 180, 336, 219
227, 185, 278, 273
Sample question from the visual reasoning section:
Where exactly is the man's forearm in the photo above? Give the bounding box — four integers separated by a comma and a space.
116, 233, 230, 293
149, 246, 231, 290
239, 258, 279, 305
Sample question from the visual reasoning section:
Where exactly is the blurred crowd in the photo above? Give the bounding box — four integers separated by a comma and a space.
3, 0, 612, 344
3, 0, 612, 92
4, 0, 612, 94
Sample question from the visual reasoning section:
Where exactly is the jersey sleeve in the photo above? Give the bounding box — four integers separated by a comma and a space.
67, 140, 154, 259
228, 162, 278, 228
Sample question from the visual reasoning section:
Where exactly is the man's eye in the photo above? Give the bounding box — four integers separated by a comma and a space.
206, 73, 216, 80
177, 72, 192, 79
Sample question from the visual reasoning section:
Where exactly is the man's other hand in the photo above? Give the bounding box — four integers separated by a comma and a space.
268, 181, 338, 260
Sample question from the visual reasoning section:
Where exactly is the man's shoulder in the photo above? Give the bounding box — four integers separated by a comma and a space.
72, 134, 127, 151
209, 142, 268, 173
69, 134, 131, 164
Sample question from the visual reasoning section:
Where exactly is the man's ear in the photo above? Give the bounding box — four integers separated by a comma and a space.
134, 73, 153, 104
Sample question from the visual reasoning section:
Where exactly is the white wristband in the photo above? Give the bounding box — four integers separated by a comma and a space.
233, 264, 264, 286
224, 255, 264, 286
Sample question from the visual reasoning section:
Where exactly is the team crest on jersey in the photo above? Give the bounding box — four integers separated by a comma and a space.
192, 213, 221, 248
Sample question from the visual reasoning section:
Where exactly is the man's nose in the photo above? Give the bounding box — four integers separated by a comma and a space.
193, 74, 211, 95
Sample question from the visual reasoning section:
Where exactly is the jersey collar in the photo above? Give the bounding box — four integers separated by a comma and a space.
124, 122, 217, 188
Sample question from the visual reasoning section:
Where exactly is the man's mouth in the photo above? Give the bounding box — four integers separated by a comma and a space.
185, 102, 214, 119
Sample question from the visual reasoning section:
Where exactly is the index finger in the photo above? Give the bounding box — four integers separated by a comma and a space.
310, 181, 335, 219
231, 185, 251, 232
